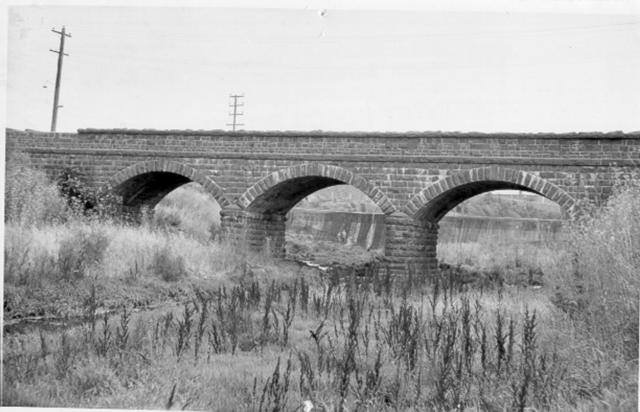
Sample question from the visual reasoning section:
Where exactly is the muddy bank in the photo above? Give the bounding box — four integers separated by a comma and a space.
285, 234, 385, 277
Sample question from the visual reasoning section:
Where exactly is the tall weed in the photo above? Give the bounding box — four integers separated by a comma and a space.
551, 179, 640, 359
5, 153, 71, 225
149, 244, 188, 282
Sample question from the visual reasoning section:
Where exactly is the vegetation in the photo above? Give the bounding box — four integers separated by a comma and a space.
152, 182, 221, 242
3, 158, 638, 411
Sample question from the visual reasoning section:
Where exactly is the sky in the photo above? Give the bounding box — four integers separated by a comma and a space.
3, 1, 640, 133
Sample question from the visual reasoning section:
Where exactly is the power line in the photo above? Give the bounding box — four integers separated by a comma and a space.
226, 94, 244, 132
49, 26, 71, 132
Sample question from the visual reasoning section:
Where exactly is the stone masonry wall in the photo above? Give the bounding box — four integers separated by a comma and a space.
384, 213, 438, 277
220, 209, 286, 258
6, 128, 640, 278
7, 129, 640, 209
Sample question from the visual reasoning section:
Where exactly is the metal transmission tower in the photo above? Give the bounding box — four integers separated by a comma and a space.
49, 26, 71, 132
226, 94, 244, 131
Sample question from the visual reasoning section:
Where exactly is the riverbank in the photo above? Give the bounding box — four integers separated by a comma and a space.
3, 221, 307, 327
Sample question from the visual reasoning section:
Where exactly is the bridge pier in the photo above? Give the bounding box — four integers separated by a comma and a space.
384, 212, 439, 278
220, 208, 439, 278
220, 208, 286, 257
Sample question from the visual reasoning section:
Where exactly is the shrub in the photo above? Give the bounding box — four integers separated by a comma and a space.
551, 179, 640, 359
5, 153, 71, 225
57, 168, 95, 212
149, 244, 188, 282
153, 183, 222, 241
152, 209, 182, 231
4, 225, 109, 286
57, 226, 110, 281
5, 156, 119, 225
57, 167, 121, 220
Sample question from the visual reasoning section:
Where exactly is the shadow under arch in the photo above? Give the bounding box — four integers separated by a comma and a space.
108, 160, 232, 211
237, 163, 396, 215
404, 166, 579, 222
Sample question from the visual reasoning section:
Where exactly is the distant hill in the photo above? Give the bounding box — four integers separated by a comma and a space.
451, 191, 562, 219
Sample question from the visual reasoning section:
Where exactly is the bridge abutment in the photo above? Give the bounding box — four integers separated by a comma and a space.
220, 209, 286, 257
384, 212, 439, 278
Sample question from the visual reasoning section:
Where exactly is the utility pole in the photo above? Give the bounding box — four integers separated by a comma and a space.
49, 26, 71, 132
226, 94, 244, 132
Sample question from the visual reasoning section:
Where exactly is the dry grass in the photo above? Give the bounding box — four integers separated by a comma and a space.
152, 182, 221, 242
5, 222, 236, 281
3, 161, 638, 411
547, 178, 640, 361
438, 238, 563, 275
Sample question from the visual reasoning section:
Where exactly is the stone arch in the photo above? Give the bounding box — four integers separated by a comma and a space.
108, 160, 232, 210
404, 166, 579, 222
238, 163, 397, 215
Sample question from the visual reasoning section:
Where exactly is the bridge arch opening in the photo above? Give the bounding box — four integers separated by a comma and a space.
114, 171, 192, 213
239, 163, 396, 215
152, 182, 223, 241
406, 167, 576, 280
407, 167, 578, 223
287, 185, 386, 264
231, 164, 393, 265
109, 161, 230, 237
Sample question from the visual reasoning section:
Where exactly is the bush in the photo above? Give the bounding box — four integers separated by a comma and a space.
57, 226, 110, 281
149, 244, 188, 282
4, 225, 109, 286
551, 179, 640, 359
57, 167, 121, 220
153, 183, 222, 241
5, 153, 71, 225
152, 209, 182, 231
5, 156, 119, 225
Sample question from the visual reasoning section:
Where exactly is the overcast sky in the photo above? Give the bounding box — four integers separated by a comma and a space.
4, 1, 640, 133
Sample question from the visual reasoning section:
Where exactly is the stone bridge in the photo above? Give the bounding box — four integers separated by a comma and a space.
6, 128, 640, 277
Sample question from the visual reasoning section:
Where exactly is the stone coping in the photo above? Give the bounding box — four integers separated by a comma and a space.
7, 128, 640, 140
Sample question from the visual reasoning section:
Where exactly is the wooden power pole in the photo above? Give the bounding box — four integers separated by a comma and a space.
50, 26, 71, 132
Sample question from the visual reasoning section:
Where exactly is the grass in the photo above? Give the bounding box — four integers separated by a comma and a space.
152, 182, 222, 242
437, 237, 563, 287
4, 220, 305, 321
3, 271, 634, 410
3, 160, 638, 411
